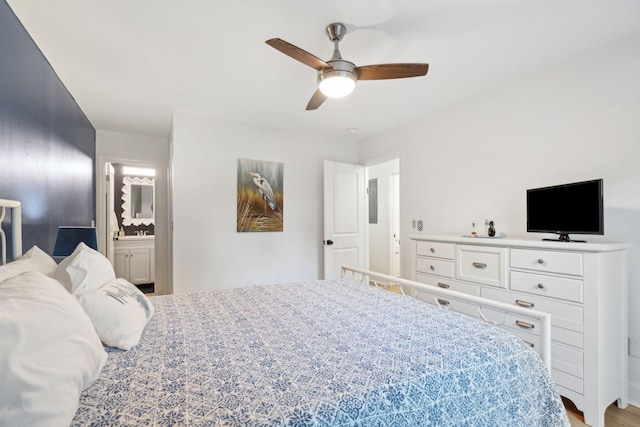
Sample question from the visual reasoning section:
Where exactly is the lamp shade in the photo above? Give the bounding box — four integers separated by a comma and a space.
53, 226, 98, 257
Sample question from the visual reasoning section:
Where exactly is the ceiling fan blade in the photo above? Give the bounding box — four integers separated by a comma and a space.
266, 38, 332, 71
306, 89, 327, 110
355, 63, 429, 80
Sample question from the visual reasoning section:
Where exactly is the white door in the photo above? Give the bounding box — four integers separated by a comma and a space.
323, 161, 366, 279
105, 163, 116, 265
390, 173, 401, 277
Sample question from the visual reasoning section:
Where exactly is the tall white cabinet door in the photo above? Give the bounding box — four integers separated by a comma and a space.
113, 249, 129, 280
128, 248, 151, 284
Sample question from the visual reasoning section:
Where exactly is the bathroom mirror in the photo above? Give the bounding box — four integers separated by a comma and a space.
122, 177, 154, 226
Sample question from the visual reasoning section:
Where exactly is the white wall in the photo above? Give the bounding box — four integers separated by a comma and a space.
95, 130, 171, 294
171, 112, 359, 293
359, 33, 640, 404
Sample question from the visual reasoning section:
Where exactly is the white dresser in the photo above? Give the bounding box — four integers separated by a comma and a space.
409, 235, 630, 427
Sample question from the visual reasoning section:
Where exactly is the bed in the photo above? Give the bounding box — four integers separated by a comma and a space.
0, 199, 569, 426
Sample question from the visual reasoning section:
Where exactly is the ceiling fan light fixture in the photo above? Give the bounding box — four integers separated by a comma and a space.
266, 23, 428, 110
318, 70, 356, 98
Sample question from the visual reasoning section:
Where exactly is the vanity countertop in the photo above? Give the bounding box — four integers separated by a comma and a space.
115, 235, 154, 241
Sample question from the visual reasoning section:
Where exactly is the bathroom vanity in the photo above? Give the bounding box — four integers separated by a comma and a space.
113, 235, 155, 286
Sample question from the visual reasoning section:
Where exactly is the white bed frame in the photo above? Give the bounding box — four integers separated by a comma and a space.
0, 199, 22, 265
341, 265, 552, 371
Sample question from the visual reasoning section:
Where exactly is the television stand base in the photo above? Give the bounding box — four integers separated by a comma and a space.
542, 233, 586, 243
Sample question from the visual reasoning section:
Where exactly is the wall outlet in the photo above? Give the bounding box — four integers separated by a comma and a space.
629, 337, 640, 358
412, 220, 416, 229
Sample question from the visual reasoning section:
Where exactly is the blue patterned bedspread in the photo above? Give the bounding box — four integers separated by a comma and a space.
73, 279, 569, 426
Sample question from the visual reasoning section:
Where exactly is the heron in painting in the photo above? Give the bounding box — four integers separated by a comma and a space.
246, 172, 278, 215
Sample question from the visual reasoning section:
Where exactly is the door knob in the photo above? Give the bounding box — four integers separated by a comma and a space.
324, 240, 334, 246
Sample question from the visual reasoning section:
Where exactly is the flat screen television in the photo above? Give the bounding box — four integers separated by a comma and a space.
526, 179, 604, 242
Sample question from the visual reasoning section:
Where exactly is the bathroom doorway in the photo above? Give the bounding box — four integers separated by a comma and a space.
101, 161, 157, 294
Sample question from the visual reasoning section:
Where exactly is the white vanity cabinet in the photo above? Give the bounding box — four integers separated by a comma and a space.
410, 235, 630, 427
114, 237, 155, 284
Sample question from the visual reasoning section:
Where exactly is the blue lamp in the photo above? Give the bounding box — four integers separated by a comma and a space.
53, 226, 98, 257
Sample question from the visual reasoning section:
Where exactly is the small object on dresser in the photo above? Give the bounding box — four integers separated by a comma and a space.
488, 221, 496, 237
471, 222, 477, 236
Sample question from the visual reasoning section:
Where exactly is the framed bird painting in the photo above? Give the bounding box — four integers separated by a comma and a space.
237, 158, 284, 232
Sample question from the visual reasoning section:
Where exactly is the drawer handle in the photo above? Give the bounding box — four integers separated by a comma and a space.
537, 283, 545, 289
523, 341, 535, 348
430, 265, 435, 271
436, 298, 450, 306
472, 262, 487, 269
516, 320, 535, 329
430, 247, 435, 254
537, 259, 545, 264
515, 299, 535, 308
437, 282, 450, 289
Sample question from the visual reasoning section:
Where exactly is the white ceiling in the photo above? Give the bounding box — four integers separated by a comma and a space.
7, 0, 640, 140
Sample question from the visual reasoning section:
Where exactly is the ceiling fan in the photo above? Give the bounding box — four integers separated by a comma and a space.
266, 23, 429, 110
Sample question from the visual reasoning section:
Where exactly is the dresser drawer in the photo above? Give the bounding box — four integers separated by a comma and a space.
481, 287, 583, 333
482, 308, 540, 336
416, 257, 454, 278
481, 287, 583, 348
456, 245, 507, 288
415, 289, 479, 318
509, 329, 540, 355
416, 241, 455, 259
552, 342, 584, 394
415, 274, 479, 318
552, 342, 583, 379
553, 370, 583, 395
415, 273, 479, 296
510, 271, 583, 303
511, 248, 583, 276
499, 321, 584, 394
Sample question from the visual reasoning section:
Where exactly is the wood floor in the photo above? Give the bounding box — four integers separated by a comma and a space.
564, 399, 640, 426
378, 284, 640, 426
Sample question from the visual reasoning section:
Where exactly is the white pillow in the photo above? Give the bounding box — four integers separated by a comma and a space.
0, 245, 57, 282
0, 271, 107, 427
52, 242, 116, 295
77, 278, 154, 350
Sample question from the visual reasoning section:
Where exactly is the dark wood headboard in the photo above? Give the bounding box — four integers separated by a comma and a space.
0, 1, 95, 260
